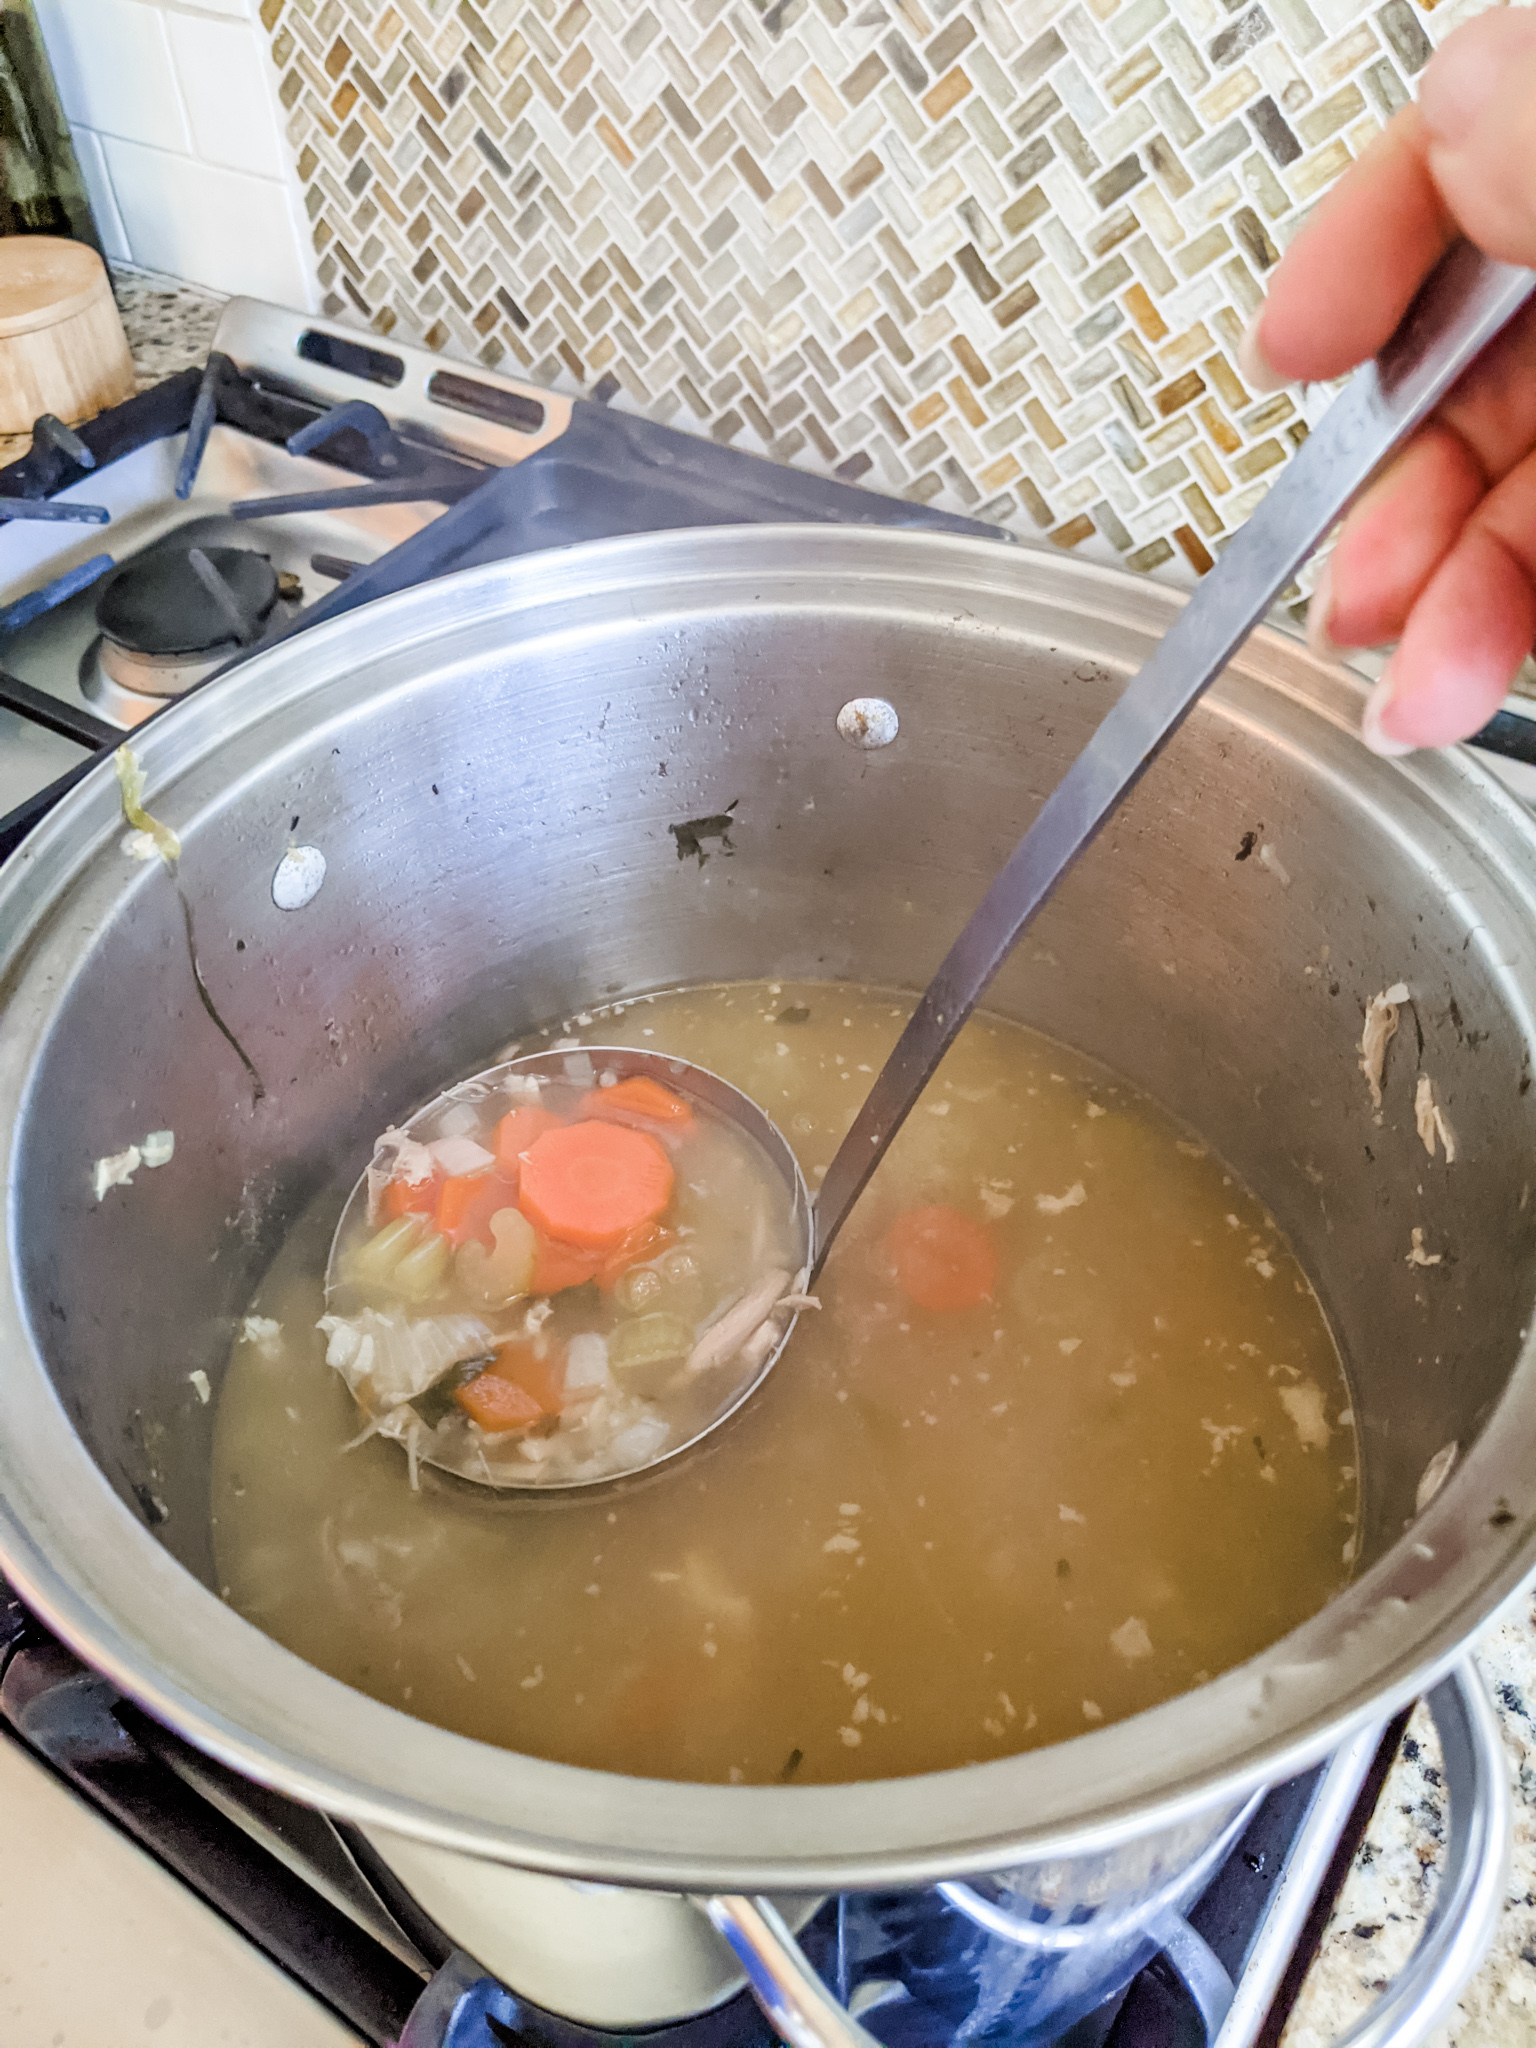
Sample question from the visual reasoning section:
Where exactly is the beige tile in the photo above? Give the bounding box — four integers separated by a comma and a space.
1105, 43, 1162, 102
1160, 320, 1212, 373
1289, 134, 1353, 199
1295, 80, 1365, 148
1197, 64, 1258, 124
1312, 20, 1379, 85
1187, 435, 1231, 493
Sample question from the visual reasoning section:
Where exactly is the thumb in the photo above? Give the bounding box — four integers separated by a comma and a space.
1420, 11, 1536, 267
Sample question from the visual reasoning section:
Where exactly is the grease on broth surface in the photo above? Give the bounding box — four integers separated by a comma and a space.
211, 982, 1359, 1785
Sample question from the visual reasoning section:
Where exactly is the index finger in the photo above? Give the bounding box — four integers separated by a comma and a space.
1248, 108, 1454, 389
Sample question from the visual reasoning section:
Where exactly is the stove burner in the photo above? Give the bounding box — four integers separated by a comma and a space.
97, 545, 279, 658
82, 545, 296, 716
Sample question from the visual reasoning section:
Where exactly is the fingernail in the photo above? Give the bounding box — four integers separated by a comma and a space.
1305, 557, 1337, 661
1360, 669, 1416, 758
1237, 310, 1287, 396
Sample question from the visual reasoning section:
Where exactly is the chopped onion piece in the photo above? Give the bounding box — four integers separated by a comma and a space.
113, 744, 180, 865
610, 1414, 671, 1466
93, 1146, 141, 1201
317, 1309, 497, 1408
430, 1135, 496, 1177
366, 1128, 438, 1223
564, 1333, 611, 1399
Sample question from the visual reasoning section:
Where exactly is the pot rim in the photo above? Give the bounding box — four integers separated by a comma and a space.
2, 524, 1534, 1891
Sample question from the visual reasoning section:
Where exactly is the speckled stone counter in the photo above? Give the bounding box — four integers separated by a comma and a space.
110, 263, 225, 390
100, 259, 1536, 2048
1282, 1592, 1536, 2048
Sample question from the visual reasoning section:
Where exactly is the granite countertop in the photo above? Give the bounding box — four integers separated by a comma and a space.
104, 262, 1536, 2048
1282, 1590, 1536, 2048
111, 264, 225, 391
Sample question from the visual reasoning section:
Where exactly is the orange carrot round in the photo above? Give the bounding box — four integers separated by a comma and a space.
885, 1205, 996, 1312
579, 1076, 696, 1134
494, 1103, 565, 1172
518, 1120, 675, 1250
529, 1229, 602, 1296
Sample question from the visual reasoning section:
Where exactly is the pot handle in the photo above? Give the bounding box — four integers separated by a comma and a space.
694, 1894, 883, 2048
1239, 1660, 1510, 2048
698, 1663, 1508, 2048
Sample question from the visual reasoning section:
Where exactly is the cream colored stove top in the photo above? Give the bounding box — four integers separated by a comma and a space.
0, 1730, 358, 2048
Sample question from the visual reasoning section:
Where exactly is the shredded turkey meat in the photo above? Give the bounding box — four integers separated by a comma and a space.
1359, 982, 1410, 1112
1414, 1074, 1457, 1162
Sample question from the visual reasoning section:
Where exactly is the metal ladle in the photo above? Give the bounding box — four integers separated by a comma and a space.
331, 242, 1535, 1494
324, 1044, 814, 1492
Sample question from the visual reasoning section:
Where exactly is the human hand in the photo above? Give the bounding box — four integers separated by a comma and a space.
1239, 10, 1536, 754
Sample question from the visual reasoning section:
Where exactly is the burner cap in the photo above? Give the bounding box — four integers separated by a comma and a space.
97, 546, 279, 656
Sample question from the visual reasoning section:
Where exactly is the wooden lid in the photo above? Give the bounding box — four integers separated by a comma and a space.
0, 236, 109, 338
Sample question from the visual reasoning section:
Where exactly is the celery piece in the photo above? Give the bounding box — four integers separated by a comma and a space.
393, 1230, 452, 1301
614, 1265, 665, 1314
456, 1208, 537, 1308
348, 1214, 426, 1288
610, 1313, 695, 1373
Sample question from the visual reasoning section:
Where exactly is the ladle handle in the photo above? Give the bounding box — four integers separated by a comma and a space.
810, 242, 1536, 1273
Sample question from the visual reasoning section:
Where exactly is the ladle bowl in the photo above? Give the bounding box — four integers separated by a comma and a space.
323, 1045, 813, 1489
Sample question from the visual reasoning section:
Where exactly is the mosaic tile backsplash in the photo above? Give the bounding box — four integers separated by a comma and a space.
262, 0, 1495, 583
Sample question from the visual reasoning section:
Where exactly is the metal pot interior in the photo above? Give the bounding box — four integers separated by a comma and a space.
2, 525, 1535, 1889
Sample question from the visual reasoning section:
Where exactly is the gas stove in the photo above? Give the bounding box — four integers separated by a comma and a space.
0, 301, 1510, 2048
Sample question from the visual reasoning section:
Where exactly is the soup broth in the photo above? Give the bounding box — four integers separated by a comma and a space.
212, 982, 1359, 1786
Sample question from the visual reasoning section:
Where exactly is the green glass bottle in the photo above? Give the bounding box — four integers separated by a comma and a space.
0, 0, 102, 254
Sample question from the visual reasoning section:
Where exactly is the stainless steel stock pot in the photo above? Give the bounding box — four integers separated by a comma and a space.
0, 527, 1525, 2041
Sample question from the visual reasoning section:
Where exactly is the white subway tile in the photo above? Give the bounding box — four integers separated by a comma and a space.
166, 13, 283, 177
100, 139, 308, 304
32, 0, 191, 153
69, 128, 130, 264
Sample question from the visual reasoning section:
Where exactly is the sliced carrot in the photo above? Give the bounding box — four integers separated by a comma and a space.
383, 1172, 441, 1221
436, 1168, 519, 1250
595, 1221, 674, 1292
495, 1340, 568, 1418
455, 1371, 543, 1433
885, 1205, 997, 1313
579, 1076, 696, 1135
518, 1120, 675, 1250
494, 1103, 566, 1173
530, 1228, 602, 1296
